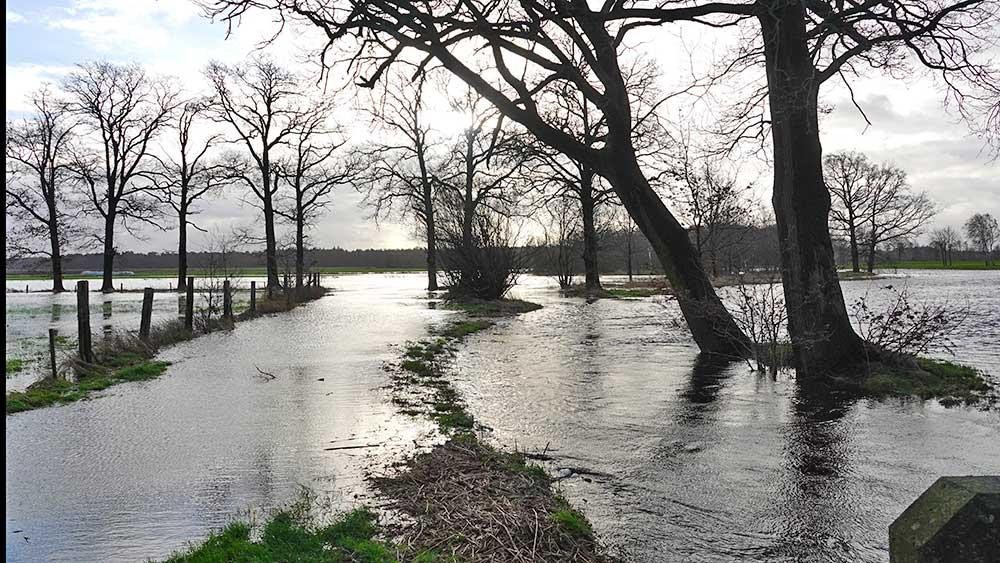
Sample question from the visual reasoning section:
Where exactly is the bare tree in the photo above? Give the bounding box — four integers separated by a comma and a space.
64, 61, 179, 293
617, 209, 641, 283
825, 151, 872, 273
537, 197, 581, 289
860, 165, 936, 272
205, 57, 307, 293
356, 75, 442, 290
151, 101, 227, 292
965, 213, 999, 266
5, 86, 80, 292
275, 102, 359, 290
204, 0, 752, 358
676, 151, 755, 278
437, 86, 524, 257
930, 226, 963, 266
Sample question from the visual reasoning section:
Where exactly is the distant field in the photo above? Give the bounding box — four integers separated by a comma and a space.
5, 266, 426, 280
876, 260, 999, 271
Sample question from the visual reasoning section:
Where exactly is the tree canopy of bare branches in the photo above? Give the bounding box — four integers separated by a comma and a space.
205, 56, 310, 293
5, 86, 81, 292
204, 0, 752, 358
63, 61, 180, 293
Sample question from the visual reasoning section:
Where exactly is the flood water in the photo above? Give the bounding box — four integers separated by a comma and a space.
453, 271, 1000, 562
6, 274, 442, 562
5, 270, 1000, 562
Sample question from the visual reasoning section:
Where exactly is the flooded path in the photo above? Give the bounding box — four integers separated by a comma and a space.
451, 272, 1000, 562
5, 274, 441, 562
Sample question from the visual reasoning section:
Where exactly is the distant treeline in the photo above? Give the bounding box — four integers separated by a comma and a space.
7, 247, 429, 274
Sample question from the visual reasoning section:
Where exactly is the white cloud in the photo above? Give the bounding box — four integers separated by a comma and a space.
7, 10, 26, 24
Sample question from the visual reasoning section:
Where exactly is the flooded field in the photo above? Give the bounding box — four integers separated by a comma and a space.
5, 270, 999, 562
454, 271, 1000, 562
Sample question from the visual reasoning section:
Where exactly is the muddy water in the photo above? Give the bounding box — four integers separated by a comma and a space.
452, 271, 1000, 562
5, 274, 442, 562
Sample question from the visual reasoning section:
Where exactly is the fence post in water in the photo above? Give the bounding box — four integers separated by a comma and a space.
185, 276, 194, 331
48, 328, 58, 379
250, 281, 256, 314
76, 280, 93, 363
223, 280, 232, 320
139, 287, 154, 341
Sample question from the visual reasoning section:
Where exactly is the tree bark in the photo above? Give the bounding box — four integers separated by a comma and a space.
295, 206, 305, 290
424, 187, 439, 291
603, 155, 750, 357
580, 169, 601, 291
101, 211, 116, 293
261, 168, 281, 293
758, 1, 867, 374
48, 213, 65, 293
177, 205, 188, 292
848, 224, 860, 273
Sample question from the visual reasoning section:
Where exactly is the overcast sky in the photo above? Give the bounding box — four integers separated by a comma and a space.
6, 0, 999, 253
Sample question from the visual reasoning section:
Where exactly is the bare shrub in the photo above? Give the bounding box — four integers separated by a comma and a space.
728, 274, 790, 373
851, 284, 968, 357
440, 211, 524, 301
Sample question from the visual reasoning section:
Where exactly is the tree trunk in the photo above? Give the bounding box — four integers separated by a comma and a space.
758, 2, 867, 374
424, 188, 439, 291
101, 211, 116, 293
603, 156, 750, 357
848, 225, 860, 273
580, 170, 601, 291
262, 190, 280, 293
866, 241, 877, 273
295, 209, 305, 290
49, 216, 65, 293
177, 206, 188, 292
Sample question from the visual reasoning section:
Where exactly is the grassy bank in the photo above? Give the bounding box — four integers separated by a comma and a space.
5, 286, 328, 415
860, 357, 995, 406
383, 297, 617, 561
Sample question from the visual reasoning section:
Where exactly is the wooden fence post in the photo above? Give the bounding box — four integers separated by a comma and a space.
223, 280, 232, 320
76, 280, 93, 363
185, 276, 194, 331
250, 281, 256, 314
139, 287, 154, 341
49, 328, 59, 379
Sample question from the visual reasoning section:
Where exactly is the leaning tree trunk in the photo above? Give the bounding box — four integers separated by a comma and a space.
604, 155, 750, 357
177, 205, 188, 292
759, 2, 867, 374
48, 215, 65, 293
101, 210, 116, 293
580, 170, 602, 291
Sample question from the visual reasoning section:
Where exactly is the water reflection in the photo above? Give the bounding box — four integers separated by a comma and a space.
450, 274, 999, 562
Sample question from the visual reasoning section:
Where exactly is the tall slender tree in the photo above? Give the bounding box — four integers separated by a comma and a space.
152, 101, 226, 292
5, 87, 80, 292
205, 57, 307, 293
276, 102, 359, 290
357, 75, 443, 291
64, 62, 179, 293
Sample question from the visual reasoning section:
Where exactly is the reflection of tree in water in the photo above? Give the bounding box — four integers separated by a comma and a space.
51, 302, 62, 322
102, 298, 113, 337
767, 384, 861, 562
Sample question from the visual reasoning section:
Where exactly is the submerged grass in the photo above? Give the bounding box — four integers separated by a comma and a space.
6, 358, 26, 375
442, 297, 542, 317
5, 360, 170, 414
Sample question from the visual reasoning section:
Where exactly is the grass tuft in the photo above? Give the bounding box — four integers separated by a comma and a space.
6, 358, 26, 374
861, 357, 993, 405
